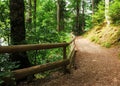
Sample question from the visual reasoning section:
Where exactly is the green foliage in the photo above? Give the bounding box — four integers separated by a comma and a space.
101, 42, 111, 48
0, 54, 17, 85
0, 0, 10, 43
82, 1, 93, 31
93, 0, 105, 25
25, 0, 72, 65
109, 0, 120, 24
27, 30, 71, 65
85, 15, 92, 31
36, 0, 56, 30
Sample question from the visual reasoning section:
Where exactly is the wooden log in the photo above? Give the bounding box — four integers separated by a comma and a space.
69, 50, 76, 69
0, 38, 76, 81
68, 46, 77, 70
63, 46, 67, 73
0, 43, 69, 53
0, 38, 75, 54
12, 59, 70, 80
63, 47, 66, 60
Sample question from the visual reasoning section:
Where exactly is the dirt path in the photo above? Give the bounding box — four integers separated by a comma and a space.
20, 37, 120, 86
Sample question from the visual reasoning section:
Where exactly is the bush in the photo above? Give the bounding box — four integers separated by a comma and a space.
101, 42, 111, 48
109, 0, 120, 24
0, 54, 17, 85
92, 0, 105, 25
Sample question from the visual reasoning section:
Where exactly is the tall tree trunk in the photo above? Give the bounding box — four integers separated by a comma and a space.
105, 0, 110, 26
28, 0, 32, 28
82, 0, 85, 31
33, 0, 36, 29
75, 0, 82, 35
60, 0, 65, 31
92, 0, 94, 15
10, 0, 30, 69
57, 0, 60, 31
57, 0, 65, 32
76, 0, 80, 34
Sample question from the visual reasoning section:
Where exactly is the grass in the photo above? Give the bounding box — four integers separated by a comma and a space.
84, 23, 120, 48
101, 42, 111, 48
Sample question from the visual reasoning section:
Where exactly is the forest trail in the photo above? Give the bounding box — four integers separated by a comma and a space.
20, 37, 120, 86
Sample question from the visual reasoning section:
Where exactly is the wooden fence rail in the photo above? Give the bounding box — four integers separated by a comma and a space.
13, 59, 70, 80
1, 38, 76, 81
0, 43, 69, 53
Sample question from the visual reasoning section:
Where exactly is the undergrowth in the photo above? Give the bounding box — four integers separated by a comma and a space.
84, 23, 120, 48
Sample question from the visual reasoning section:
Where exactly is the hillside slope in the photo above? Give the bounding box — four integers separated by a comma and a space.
84, 23, 120, 48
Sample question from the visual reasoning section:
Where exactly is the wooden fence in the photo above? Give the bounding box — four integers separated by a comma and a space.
0, 38, 76, 80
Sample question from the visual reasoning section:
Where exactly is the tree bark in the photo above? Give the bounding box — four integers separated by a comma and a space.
33, 0, 37, 29
10, 0, 30, 69
76, 0, 80, 34
28, 0, 32, 27
57, 0, 65, 31
105, 0, 110, 26
92, 0, 94, 15
57, 0, 60, 31
75, 0, 82, 35
60, 0, 65, 31
82, 0, 85, 31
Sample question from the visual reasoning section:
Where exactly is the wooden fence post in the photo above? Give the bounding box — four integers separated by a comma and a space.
63, 46, 66, 60
63, 46, 68, 73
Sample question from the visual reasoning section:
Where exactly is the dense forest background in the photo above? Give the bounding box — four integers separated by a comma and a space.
0, 0, 120, 85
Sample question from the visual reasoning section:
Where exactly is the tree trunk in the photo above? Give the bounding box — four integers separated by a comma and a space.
76, 0, 80, 34
75, 0, 82, 35
57, 0, 60, 31
10, 0, 30, 69
57, 0, 65, 32
105, 0, 110, 26
60, 0, 65, 31
92, 0, 94, 15
82, 0, 85, 31
28, 0, 32, 28
33, 0, 36, 29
